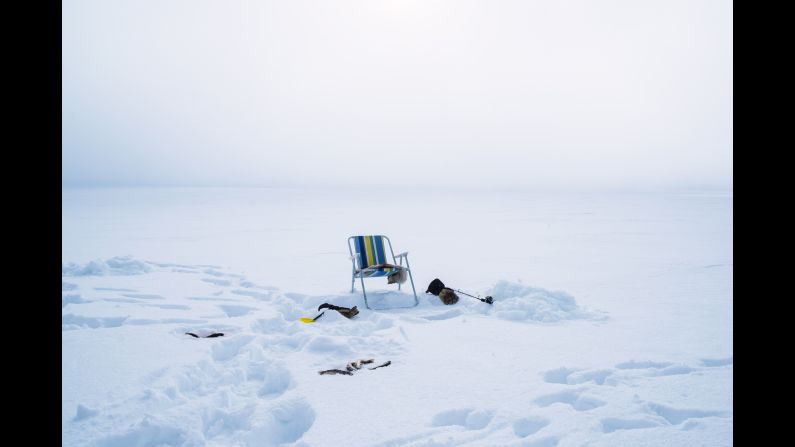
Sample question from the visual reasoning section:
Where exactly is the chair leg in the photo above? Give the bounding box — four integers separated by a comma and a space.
407, 269, 418, 307
360, 276, 370, 309
351, 274, 355, 293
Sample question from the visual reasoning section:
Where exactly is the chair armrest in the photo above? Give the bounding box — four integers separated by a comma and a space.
394, 252, 408, 259
356, 263, 406, 274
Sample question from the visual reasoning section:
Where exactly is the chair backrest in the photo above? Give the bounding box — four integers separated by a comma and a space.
349, 235, 393, 269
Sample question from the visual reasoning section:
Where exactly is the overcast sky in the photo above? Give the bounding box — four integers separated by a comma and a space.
62, 0, 732, 190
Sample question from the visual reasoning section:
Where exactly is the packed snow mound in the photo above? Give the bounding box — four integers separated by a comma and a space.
485, 281, 605, 322
387, 280, 603, 323
62, 256, 153, 276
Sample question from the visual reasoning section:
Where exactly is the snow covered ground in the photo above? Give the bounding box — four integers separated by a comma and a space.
62, 187, 732, 446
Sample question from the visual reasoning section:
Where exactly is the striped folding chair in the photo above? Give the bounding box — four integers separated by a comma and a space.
348, 235, 418, 309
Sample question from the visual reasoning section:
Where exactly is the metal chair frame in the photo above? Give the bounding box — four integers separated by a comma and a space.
347, 235, 418, 309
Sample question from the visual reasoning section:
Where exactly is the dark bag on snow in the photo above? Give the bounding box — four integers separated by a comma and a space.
438, 288, 459, 305
318, 303, 359, 319
425, 278, 459, 305
426, 278, 446, 296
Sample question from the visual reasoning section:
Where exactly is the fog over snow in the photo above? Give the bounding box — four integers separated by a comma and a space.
62, 0, 731, 190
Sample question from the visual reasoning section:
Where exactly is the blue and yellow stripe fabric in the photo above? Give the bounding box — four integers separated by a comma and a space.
354, 235, 386, 268
353, 235, 399, 277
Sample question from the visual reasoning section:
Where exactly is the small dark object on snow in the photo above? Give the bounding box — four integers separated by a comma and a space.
426, 278, 445, 295
346, 359, 375, 371
369, 360, 391, 370
318, 369, 353, 376
185, 332, 225, 338
319, 359, 390, 376
318, 303, 359, 319
438, 288, 459, 305
425, 278, 494, 305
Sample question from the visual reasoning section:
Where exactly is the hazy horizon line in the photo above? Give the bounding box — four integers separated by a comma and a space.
61, 181, 733, 194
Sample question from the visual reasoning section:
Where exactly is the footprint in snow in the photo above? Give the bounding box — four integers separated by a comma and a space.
565, 369, 614, 385
423, 309, 463, 321
211, 335, 255, 361
651, 364, 695, 376
232, 289, 272, 300
431, 408, 495, 430
512, 415, 550, 438
614, 359, 701, 377
245, 398, 315, 446
239, 281, 278, 290
542, 367, 613, 385
124, 318, 207, 326
533, 389, 606, 411
644, 402, 730, 425
188, 296, 243, 302
142, 303, 192, 310
600, 417, 662, 433
62, 314, 128, 330
700, 356, 732, 367
247, 360, 292, 398
122, 293, 165, 300
73, 404, 99, 421
62, 294, 88, 307
92, 418, 194, 447
615, 360, 673, 370
102, 298, 143, 304
218, 304, 257, 317
542, 367, 580, 384
202, 277, 232, 287
201, 404, 256, 439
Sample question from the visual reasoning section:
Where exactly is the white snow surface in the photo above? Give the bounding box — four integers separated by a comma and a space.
62, 187, 732, 446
